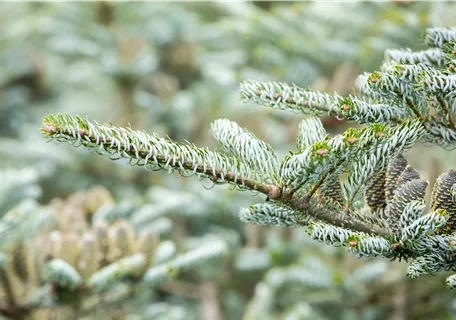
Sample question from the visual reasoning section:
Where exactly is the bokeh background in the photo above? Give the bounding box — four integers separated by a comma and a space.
1, 1, 456, 319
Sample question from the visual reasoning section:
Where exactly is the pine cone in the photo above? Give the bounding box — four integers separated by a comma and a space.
385, 154, 408, 203
387, 179, 428, 233
366, 169, 387, 212
431, 170, 456, 233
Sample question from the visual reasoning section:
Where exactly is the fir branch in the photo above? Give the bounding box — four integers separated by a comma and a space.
420, 73, 456, 94
279, 142, 338, 190
338, 96, 408, 124
356, 73, 384, 100
368, 70, 428, 122
424, 27, 456, 48
401, 211, 447, 241
384, 48, 446, 67
144, 241, 227, 285
238, 203, 309, 227
398, 200, 426, 231
0, 201, 55, 250
44, 259, 82, 290
87, 254, 146, 292
291, 199, 391, 237
41, 114, 282, 200
296, 117, 327, 152
41, 115, 394, 237
425, 120, 456, 148
42, 114, 404, 237
240, 80, 339, 115
282, 120, 423, 196
347, 235, 392, 258
306, 221, 358, 246
210, 119, 279, 182
37, 27, 456, 290
407, 255, 444, 279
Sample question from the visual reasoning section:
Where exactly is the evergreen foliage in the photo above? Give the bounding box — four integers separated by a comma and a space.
0, 186, 227, 319
3, 2, 456, 319
41, 27, 456, 289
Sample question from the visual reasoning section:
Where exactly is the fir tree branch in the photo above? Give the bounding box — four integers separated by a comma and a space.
210, 118, 279, 183
144, 240, 228, 285
41, 114, 403, 237
424, 27, 456, 48
238, 203, 309, 228
385, 48, 446, 67
290, 198, 392, 237
296, 117, 327, 152
87, 254, 146, 292
240, 80, 339, 115
32, 26, 456, 292
41, 114, 282, 200
338, 96, 408, 125
44, 259, 82, 290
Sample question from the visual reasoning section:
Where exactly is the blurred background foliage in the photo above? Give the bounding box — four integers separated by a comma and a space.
1, 1, 456, 319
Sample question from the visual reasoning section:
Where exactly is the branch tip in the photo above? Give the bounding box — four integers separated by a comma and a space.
44, 124, 57, 134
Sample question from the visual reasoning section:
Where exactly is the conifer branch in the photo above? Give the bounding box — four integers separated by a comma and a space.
385, 48, 446, 67
144, 241, 228, 285
41, 114, 282, 200
210, 119, 279, 183
42, 114, 405, 237
290, 199, 391, 237
240, 80, 339, 115
44, 259, 82, 290
424, 27, 456, 48
87, 254, 146, 292
39, 28, 456, 289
